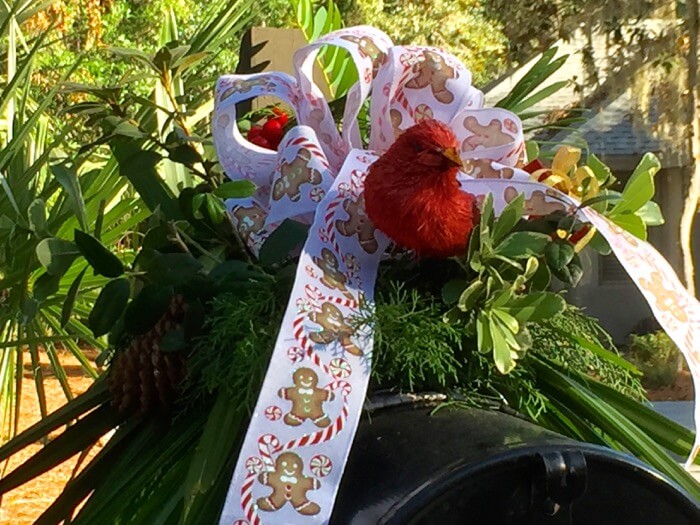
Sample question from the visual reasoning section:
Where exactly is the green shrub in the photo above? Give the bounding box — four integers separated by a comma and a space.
625, 331, 681, 389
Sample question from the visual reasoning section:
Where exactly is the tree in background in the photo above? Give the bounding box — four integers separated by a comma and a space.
680, 0, 700, 295
346, 0, 508, 86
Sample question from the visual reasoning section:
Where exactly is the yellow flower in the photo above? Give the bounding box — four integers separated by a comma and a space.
532, 146, 599, 252
532, 146, 600, 201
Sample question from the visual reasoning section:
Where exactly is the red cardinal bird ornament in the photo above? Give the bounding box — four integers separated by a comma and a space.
364, 119, 480, 258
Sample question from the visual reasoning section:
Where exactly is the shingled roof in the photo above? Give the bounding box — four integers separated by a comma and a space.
483, 24, 683, 166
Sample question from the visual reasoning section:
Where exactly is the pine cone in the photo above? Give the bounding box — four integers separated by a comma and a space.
108, 294, 188, 416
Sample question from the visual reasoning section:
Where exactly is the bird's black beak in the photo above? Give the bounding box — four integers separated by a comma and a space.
442, 147, 463, 168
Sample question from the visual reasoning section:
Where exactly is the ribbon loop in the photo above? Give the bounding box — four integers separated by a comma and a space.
214, 26, 700, 525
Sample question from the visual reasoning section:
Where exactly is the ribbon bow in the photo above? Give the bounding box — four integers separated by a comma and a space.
214, 26, 700, 525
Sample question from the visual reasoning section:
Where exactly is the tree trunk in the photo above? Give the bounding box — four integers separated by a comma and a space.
680, 0, 700, 296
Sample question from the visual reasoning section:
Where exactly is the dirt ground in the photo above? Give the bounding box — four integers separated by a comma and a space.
646, 369, 695, 401
0, 350, 104, 524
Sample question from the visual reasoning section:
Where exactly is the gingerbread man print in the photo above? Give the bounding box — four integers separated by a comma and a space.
335, 195, 379, 254
309, 302, 362, 356
232, 202, 266, 242
340, 34, 387, 77
462, 116, 513, 151
312, 248, 354, 299
464, 158, 514, 179
219, 78, 269, 101
504, 187, 566, 216
405, 50, 457, 104
257, 452, 321, 516
278, 367, 334, 428
273, 148, 323, 202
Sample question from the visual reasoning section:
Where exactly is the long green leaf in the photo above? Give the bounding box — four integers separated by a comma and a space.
0, 404, 119, 495
534, 358, 700, 499
0, 382, 109, 463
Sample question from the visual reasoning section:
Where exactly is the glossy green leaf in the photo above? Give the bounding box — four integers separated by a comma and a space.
36, 238, 80, 276
33, 273, 61, 302
204, 194, 225, 224
28, 199, 49, 238
51, 165, 89, 232
213, 180, 256, 199
588, 232, 612, 256
138, 251, 204, 286
490, 317, 516, 374
610, 153, 660, 216
503, 291, 566, 323
636, 200, 665, 226
124, 284, 174, 335
458, 280, 485, 312
476, 311, 491, 355
441, 279, 466, 305
61, 267, 87, 328
587, 153, 613, 184
544, 240, 574, 271
259, 220, 309, 266
89, 278, 130, 337
611, 212, 647, 240
495, 231, 550, 259
493, 192, 524, 244
492, 308, 520, 335
74, 230, 124, 278
550, 252, 584, 286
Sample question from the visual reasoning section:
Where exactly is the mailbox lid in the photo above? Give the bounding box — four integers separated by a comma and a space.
331, 404, 700, 525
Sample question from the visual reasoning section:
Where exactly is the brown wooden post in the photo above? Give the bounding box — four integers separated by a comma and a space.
237, 27, 331, 111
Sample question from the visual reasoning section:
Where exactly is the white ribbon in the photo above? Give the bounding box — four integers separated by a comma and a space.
213, 27, 700, 525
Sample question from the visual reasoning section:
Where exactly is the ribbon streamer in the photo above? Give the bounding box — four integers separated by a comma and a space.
214, 27, 700, 525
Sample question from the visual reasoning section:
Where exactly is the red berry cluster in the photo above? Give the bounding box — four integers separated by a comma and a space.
246, 108, 289, 150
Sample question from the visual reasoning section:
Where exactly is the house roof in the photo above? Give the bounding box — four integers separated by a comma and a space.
483, 24, 683, 166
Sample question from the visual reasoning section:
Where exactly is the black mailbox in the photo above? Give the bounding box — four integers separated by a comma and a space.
331, 401, 700, 524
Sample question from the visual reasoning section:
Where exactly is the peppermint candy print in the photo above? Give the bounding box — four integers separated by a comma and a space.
309, 454, 333, 477
245, 456, 264, 475
287, 346, 305, 363
264, 405, 283, 421
329, 357, 352, 379
310, 186, 326, 202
